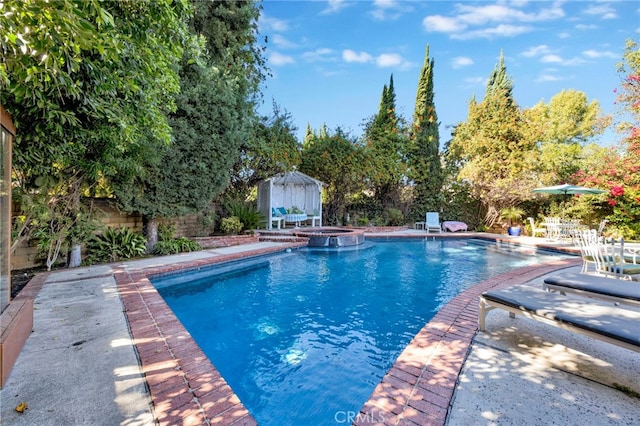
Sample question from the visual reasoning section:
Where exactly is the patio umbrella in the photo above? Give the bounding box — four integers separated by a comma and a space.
532, 183, 607, 196
532, 184, 607, 218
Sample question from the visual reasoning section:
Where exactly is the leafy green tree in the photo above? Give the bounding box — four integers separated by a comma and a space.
363, 75, 407, 210
300, 128, 367, 225
447, 52, 537, 227
573, 38, 640, 238
228, 101, 301, 199
529, 89, 610, 145
407, 45, 443, 219
111, 0, 268, 250
2, 0, 189, 266
525, 89, 611, 183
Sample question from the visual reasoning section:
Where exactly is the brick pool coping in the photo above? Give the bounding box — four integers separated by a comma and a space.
112, 238, 581, 425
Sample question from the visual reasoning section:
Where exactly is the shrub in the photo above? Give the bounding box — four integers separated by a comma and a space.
357, 216, 369, 226
196, 209, 217, 236
384, 208, 404, 226
158, 223, 176, 242
153, 237, 200, 255
224, 199, 264, 230
86, 227, 147, 263
221, 216, 243, 235
153, 223, 201, 255
372, 216, 386, 226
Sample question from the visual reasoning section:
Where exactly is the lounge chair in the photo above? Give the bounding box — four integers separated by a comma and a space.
543, 272, 640, 307
478, 284, 640, 353
527, 217, 546, 237
425, 212, 442, 234
442, 221, 468, 232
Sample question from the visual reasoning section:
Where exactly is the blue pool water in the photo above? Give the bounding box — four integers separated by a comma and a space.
152, 239, 568, 425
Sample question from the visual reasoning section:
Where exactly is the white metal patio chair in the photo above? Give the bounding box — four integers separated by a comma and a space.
573, 229, 600, 274
598, 238, 640, 281
527, 217, 546, 237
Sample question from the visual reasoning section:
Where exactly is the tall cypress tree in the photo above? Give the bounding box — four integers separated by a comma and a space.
409, 44, 442, 218
485, 50, 514, 105
303, 123, 315, 147
364, 74, 406, 208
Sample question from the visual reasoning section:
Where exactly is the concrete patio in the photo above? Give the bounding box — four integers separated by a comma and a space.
1, 231, 638, 425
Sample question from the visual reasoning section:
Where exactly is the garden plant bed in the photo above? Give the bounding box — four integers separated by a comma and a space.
10, 267, 44, 299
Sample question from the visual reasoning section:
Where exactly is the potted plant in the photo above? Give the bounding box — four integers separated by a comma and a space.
500, 206, 525, 236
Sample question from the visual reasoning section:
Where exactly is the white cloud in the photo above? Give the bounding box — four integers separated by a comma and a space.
342, 49, 374, 63
540, 54, 563, 63
539, 55, 587, 66
376, 53, 403, 67
321, 0, 351, 15
520, 45, 551, 57
452, 24, 533, 40
423, 15, 466, 33
563, 57, 587, 66
456, 3, 565, 24
582, 49, 618, 59
321, 69, 344, 77
536, 73, 563, 82
269, 52, 295, 66
583, 4, 618, 19
259, 14, 289, 32
302, 48, 336, 62
451, 56, 474, 68
521, 45, 588, 67
370, 0, 412, 21
575, 23, 598, 30
272, 35, 297, 50
423, 2, 564, 39
341, 49, 413, 70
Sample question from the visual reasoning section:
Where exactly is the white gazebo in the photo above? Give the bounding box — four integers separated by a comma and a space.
257, 171, 324, 229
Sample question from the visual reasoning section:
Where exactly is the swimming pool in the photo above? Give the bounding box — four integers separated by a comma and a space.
152, 238, 568, 425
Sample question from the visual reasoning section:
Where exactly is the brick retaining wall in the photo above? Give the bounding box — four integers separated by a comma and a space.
11, 198, 220, 270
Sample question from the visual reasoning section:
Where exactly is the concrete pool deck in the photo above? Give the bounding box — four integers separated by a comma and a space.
1, 231, 638, 425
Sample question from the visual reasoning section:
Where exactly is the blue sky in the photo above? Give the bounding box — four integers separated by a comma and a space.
256, 0, 639, 146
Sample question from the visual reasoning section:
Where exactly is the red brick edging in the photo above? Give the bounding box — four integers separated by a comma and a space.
113, 243, 305, 425
110, 241, 580, 426
356, 257, 581, 426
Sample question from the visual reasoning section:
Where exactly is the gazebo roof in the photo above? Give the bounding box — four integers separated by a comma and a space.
267, 171, 324, 187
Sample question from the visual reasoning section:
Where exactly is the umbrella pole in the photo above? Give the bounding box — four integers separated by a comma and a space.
562, 190, 568, 220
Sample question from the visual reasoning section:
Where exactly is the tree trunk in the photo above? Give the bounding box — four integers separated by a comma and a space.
145, 217, 159, 254
68, 243, 82, 268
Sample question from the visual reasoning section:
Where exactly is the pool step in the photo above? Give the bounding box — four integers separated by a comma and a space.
258, 234, 309, 244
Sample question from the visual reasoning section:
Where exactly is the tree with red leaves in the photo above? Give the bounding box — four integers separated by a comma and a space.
575, 38, 640, 238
